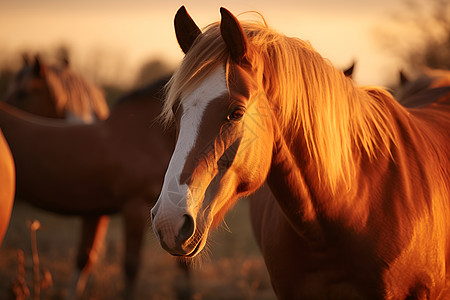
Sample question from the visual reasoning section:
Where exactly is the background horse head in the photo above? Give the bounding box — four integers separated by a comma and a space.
152, 7, 450, 299
396, 68, 450, 107
4, 55, 109, 123
0, 131, 14, 247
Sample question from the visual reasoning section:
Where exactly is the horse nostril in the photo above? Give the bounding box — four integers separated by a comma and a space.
178, 214, 195, 242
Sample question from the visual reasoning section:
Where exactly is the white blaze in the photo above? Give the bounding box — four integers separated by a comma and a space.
152, 66, 227, 248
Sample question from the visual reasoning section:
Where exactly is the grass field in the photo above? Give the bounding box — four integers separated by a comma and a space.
0, 199, 276, 300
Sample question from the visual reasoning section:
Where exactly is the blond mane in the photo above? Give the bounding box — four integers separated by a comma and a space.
163, 17, 398, 191
45, 66, 110, 122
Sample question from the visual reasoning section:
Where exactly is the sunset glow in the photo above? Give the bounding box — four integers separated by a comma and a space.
0, 0, 412, 87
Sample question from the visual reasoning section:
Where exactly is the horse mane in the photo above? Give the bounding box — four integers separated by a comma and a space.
44, 65, 110, 122
163, 17, 397, 190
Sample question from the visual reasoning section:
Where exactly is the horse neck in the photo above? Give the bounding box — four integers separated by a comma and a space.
264, 73, 398, 240
108, 93, 156, 123
266, 123, 325, 244
106, 92, 174, 147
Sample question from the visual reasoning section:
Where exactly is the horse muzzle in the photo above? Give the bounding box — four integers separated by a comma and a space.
151, 200, 201, 256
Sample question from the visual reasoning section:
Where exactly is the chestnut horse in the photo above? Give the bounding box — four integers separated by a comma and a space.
3, 55, 112, 297
4, 56, 109, 123
151, 7, 450, 299
0, 131, 14, 246
0, 78, 191, 299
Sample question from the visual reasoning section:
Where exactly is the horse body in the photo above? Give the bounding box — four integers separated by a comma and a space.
1, 98, 170, 214
2, 56, 115, 297
0, 77, 173, 212
0, 78, 176, 296
152, 7, 450, 299
1, 109, 109, 213
0, 131, 14, 246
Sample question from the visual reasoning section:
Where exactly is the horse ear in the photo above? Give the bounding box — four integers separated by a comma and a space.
62, 57, 70, 68
33, 55, 45, 77
399, 70, 409, 86
22, 53, 30, 66
343, 61, 356, 78
174, 6, 202, 54
220, 7, 248, 63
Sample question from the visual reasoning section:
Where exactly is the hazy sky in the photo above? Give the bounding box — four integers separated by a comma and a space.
0, 0, 408, 87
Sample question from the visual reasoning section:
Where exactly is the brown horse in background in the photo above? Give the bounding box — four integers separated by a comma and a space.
3, 55, 112, 297
152, 7, 450, 299
0, 131, 14, 247
0, 77, 191, 299
4, 55, 109, 123
396, 68, 450, 108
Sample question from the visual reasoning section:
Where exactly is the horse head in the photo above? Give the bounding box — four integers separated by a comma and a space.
151, 7, 274, 257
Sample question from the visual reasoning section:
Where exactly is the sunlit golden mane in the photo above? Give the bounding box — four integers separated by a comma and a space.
45, 65, 109, 121
163, 17, 398, 190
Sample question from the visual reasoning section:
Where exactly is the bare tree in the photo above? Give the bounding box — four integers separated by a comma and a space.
376, 0, 450, 73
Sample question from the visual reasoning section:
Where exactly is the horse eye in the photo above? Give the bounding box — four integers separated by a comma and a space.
227, 108, 245, 121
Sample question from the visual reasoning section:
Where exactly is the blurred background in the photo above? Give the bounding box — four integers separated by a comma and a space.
0, 0, 448, 100
0, 0, 449, 299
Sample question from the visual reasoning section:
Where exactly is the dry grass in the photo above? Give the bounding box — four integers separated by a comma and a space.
0, 200, 276, 300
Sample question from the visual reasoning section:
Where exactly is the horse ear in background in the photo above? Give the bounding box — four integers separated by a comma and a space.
174, 6, 202, 54
399, 70, 409, 86
21, 53, 30, 67
33, 55, 45, 78
343, 61, 356, 79
61, 56, 70, 69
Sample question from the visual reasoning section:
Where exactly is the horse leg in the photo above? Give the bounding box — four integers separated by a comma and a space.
122, 198, 193, 300
122, 197, 148, 299
68, 215, 109, 299
174, 259, 192, 300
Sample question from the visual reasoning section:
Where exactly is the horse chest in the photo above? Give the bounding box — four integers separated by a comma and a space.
259, 222, 371, 299
250, 192, 387, 299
